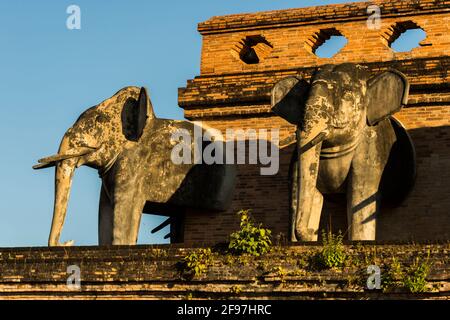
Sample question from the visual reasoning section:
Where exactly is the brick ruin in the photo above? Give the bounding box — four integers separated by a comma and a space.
1, 244, 448, 299
1, 0, 449, 300
177, 0, 450, 244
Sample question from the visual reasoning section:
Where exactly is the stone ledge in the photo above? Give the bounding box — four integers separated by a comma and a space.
178, 56, 450, 110
198, 0, 450, 34
0, 244, 448, 300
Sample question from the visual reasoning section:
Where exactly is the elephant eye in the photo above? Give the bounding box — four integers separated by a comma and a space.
96, 115, 107, 123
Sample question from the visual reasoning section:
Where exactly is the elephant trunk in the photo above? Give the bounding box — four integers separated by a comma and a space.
294, 129, 325, 241
46, 134, 80, 247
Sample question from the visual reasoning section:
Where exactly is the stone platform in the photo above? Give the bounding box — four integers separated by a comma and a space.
0, 244, 449, 300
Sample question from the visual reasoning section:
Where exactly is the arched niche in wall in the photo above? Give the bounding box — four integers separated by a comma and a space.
306, 28, 348, 58
231, 35, 273, 64
383, 21, 428, 52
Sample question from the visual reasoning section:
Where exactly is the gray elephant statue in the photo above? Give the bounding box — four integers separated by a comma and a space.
271, 63, 416, 242
34, 86, 236, 246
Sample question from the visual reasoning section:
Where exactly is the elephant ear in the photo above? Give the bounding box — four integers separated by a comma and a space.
271, 76, 310, 125
366, 70, 409, 126
122, 87, 155, 141
137, 87, 155, 136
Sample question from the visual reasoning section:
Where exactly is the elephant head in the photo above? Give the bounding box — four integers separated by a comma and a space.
272, 63, 413, 241
272, 64, 409, 151
33, 86, 152, 246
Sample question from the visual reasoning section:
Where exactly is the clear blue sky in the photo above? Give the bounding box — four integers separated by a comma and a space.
0, 0, 424, 247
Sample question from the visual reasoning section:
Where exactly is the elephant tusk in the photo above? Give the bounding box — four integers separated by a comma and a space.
32, 162, 58, 170
33, 147, 97, 170
299, 131, 328, 154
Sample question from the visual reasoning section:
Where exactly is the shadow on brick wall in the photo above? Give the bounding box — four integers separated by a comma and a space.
320, 125, 450, 242
184, 125, 450, 244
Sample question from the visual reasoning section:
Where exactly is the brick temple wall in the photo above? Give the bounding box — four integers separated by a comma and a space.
178, 0, 450, 244
1, 244, 449, 299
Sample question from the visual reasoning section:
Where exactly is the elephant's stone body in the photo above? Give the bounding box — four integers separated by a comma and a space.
272, 63, 416, 242
34, 86, 235, 246
101, 118, 235, 245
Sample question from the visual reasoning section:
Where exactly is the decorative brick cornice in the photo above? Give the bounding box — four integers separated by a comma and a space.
179, 56, 450, 110
198, 0, 450, 35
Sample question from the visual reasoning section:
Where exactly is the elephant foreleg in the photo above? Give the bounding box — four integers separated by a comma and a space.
347, 172, 380, 241
109, 169, 146, 245
347, 126, 390, 241
112, 194, 145, 245
295, 143, 323, 241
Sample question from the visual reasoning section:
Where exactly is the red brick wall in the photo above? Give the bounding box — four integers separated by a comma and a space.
179, 0, 450, 244
197, 0, 450, 75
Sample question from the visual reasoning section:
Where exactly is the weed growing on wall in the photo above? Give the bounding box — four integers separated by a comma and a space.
317, 230, 347, 269
228, 209, 272, 256
382, 253, 432, 293
403, 255, 432, 293
178, 248, 213, 279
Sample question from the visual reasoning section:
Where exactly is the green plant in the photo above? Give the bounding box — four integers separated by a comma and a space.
179, 248, 213, 279
317, 230, 346, 269
382, 254, 432, 293
382, 256, 404, 291
271, 266, 287, 283
230, 285, 242, 294
228, 209, 272, 257
224, 254, 236, 266
403, 255, 432, 293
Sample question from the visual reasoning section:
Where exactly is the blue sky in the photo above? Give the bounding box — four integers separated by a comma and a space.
0, 0, 424, 247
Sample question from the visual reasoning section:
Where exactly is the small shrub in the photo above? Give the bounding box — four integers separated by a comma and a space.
403, 256, 432, 293
228, 209, 272, 257
317, 230, 346, 269
179, 248, 213, 279
382, 256, 404, 291
382, 254, 432, 293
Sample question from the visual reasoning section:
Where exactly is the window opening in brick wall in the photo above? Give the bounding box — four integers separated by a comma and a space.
232, 35, 273, 64
307, 28, 348, 58
385, 21, 427, 52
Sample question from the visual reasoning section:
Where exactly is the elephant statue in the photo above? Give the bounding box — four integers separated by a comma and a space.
271, 63, 416, 242
34, 86, 236, 246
